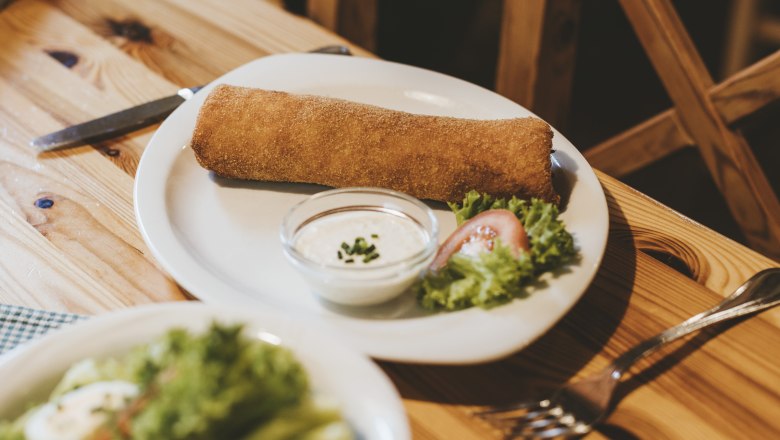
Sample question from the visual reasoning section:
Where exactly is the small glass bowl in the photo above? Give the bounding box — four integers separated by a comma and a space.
280, 187, 438, 306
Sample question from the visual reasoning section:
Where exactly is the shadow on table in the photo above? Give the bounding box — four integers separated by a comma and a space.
379, 185, 637, 407
612, 316, 746, 403
595, 317, 747, 440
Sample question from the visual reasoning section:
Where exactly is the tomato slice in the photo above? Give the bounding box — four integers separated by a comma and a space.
430, 209, 529, 270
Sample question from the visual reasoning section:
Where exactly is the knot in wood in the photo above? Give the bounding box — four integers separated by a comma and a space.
45, 50, 79, 69
34, 198, 54, 209
107, 19, 153, 43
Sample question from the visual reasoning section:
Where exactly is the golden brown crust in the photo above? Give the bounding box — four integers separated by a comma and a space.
191, 85, 558, 203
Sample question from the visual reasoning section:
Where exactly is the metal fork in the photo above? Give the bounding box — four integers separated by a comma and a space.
477, 268, 780, 439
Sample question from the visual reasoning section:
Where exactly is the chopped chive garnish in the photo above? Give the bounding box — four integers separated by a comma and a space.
338, 236, 381, 264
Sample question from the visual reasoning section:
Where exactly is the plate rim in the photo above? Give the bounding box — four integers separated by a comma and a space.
0, 301, 410, 440
134, 53, 609, 364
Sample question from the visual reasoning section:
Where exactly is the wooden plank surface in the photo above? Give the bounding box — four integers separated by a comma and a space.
0, 1, 778, 439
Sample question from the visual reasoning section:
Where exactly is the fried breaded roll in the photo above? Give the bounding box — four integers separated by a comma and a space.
191, 85, 558, 204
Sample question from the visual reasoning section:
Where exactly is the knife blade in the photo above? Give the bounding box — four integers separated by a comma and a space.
30, 45, 352, 151
30, 87, 201, 151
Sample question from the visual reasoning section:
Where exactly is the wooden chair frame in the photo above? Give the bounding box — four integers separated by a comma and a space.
305, 0, 780, 258
584, 0, 780, 259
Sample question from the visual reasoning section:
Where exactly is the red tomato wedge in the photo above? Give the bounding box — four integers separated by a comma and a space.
430, 209, 530, 270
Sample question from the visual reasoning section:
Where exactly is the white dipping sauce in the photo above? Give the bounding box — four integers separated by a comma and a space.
294, 210, 427, 267
25, 380, 139, 440
289, 209, 432, 306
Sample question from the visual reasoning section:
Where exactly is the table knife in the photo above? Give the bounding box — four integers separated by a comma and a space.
30, 45, 352, 151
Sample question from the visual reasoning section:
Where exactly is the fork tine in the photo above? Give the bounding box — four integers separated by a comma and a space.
482, 405, 557, 427
515, 405, 561, 422
517, 421, 592, 439
475, 399, 551, 417
524, 414, 568, 430
511, 425, 577, 439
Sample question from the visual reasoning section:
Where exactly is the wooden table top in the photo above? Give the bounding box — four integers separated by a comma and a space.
1, 1, 778, 438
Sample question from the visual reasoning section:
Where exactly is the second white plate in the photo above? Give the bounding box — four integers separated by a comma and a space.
0, 302, 409, 439
134, 54, 609, 364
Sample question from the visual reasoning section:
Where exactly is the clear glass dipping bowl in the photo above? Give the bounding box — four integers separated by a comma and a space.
280, 187, 438, 306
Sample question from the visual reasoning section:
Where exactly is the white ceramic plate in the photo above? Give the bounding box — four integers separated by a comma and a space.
134, 54, 609, 364
0, 302, 409, 440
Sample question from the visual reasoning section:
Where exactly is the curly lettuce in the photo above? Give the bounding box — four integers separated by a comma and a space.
418, 191, 577, 311
417, 242, 534, 310
0, 324, 352, 440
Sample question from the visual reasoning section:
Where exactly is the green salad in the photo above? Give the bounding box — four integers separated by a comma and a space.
0, 324, 352, 440
416, 190, 577, 311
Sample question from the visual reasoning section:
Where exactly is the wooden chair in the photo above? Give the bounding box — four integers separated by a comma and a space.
303, 0, 780, 259
721, 0, 780, 77
305, 0, 377, 52
584, 0, 780, 259
301, 0, 578, 130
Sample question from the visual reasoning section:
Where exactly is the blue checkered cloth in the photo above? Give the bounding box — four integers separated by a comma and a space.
0, 304, 86, 355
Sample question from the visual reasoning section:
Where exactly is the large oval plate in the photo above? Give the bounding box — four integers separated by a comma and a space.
0, 302, 409, 439
134, 54, 609, 364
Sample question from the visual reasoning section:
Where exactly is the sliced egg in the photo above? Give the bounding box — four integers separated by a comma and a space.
24, 380, 138, 440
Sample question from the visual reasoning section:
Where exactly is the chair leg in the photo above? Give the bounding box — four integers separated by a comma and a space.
306, 0, 377, 51
496, 0, 581, 130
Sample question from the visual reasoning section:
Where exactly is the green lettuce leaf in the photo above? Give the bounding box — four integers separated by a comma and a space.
0, 418, 25, 440
244, 396, 353, 440
416, 242, 534, 310
129, 324, 309, 440
0, 324, 351, 440
448, 190, 528, 225
518, 198, 576, 272
417, 191, 577, 311
447, 190, 575, 271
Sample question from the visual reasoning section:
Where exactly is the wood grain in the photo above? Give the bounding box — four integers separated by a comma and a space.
0, 45, 185, 306
381, 240, 780, 439
585, 7, 780, 265
51, 0, 266, 87
584, 109, 693, 176
335, 0, 378, 52
712, 49, 780, 123
0, 0, 176, 173
583, 49, 780, 181
598, 171, 779, 301
0, 198, 124, 314
0, 1, 778, 439
619, 0, 780, 258
307, 0, 339, 32
162, 0, 372, 57
720, 0, 758, 77
496, 0, 581, 130
496, 0, 546, 109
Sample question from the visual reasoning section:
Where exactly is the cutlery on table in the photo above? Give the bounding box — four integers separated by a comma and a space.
30, 45, 352, 151
477, 268, 780, 439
